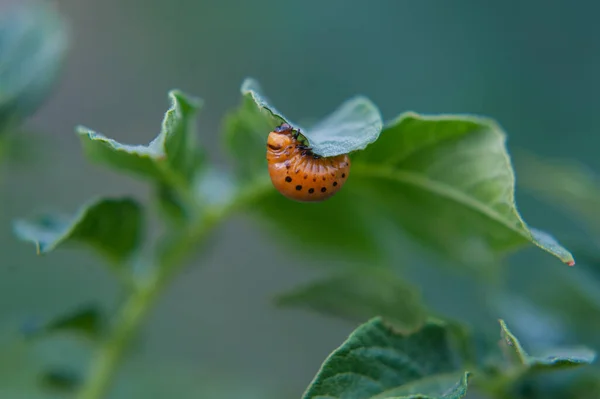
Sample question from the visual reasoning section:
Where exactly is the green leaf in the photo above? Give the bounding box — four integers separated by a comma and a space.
275, 269, 428, 334
228, 95, 573, 267
350, 112, 574, 266
239, 77, 383, 158
22, 305, 104, 341
0, 1, 69, 133
515, 151, 600, 233
77, 90, 202, 184
499, 319, 596, 371
303, 317, 470, 399
13, 197, 143, 264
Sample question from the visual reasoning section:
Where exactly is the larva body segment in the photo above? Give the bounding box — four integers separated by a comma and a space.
266, 123, 350, 202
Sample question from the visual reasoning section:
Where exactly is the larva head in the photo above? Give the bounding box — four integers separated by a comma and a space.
267, 123, 294, 152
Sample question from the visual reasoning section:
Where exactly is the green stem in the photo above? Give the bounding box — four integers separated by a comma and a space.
76, 283, 160, 399
76, 180, 270, 399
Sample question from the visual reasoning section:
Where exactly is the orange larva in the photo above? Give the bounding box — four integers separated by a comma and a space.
266, 123, 350, 202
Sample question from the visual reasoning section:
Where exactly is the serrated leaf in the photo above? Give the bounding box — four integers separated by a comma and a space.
22, 305, 104, 341
77, 90, 202, 184
303, 317, 470, 399
275, 269, 427, 334
239, 77, 383, 158
0, 1, 69, 133
350, 112, 574, 266
14, 197, 142, 264
499, 319, 596, 371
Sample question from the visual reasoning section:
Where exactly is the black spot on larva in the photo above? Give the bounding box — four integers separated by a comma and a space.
322, 177, 326, 181
321, 187, 327, 193
285, 176, 292, 183
284, 160, 291, 169
308, 188, 314, 194
304, 174, 308, 179
313, 178, 316, 182
296, 185, 302, 191
342, 173, 346, 178
333, 182, 338, 186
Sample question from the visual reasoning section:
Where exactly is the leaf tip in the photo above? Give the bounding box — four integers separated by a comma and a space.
75, 125, 95, 136
167, 89, 203, 110
240, 77, 260, 95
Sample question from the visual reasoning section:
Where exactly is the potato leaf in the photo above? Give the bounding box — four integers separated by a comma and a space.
229, 106, 574, 267
238, 77, 383, 158
13, 197, 143, 265
78, 90, 202, 184
303, 317, 470, 399
349, 112, 574, 266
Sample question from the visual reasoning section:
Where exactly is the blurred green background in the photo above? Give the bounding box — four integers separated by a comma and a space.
1, 0, 599, 396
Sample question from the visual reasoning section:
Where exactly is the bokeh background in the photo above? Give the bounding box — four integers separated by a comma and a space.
1, 0, 599, 397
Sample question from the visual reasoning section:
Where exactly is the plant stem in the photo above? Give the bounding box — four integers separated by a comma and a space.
76, 283, 159, 399
76, 180, 270, 399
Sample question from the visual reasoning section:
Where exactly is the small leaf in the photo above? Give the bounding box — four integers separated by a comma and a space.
350, 112, 574, 266
14, 197, 143, 264
0, 1, 69, 133
499, 319, 596, 371
240, 77, 383, 158
275, 269, 428, 334
22, 305, 104, 341
78, 90, 202, 183
303, 317, 470, 399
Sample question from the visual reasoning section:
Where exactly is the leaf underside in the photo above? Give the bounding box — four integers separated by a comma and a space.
241, 78, 383, 157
